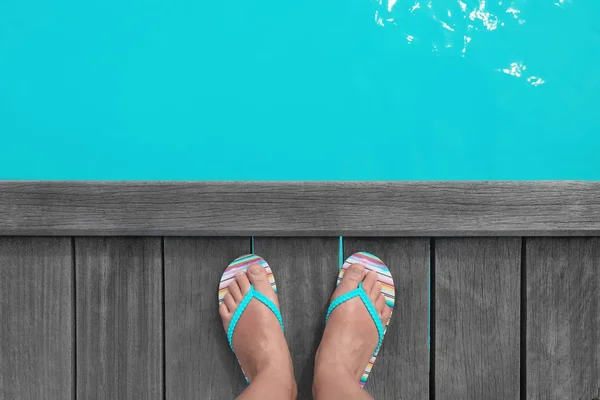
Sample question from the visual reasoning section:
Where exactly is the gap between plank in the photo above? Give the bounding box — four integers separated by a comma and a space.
161, 237, 166, 400
339, 236, 343, 269
71, 237, 77, 400
429, 238, 436, 400
520, 237, 527, 400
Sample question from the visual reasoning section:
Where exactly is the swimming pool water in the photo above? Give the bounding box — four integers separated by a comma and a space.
1, 0, 599, 179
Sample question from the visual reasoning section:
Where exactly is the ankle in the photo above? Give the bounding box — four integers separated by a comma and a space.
253, 367, 297, 399
242, 342, 293, 380
313, 363, 358, 399
313, 346, 358, 383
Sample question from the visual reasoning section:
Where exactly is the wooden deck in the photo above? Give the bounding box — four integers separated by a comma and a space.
0, 182, 599, 399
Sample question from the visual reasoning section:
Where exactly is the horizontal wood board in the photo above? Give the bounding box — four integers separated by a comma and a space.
1, 181, 599, 236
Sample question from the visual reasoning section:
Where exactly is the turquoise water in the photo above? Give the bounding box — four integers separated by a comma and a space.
1, 0, 599, 179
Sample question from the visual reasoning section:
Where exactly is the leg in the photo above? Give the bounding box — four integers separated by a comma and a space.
219, 264, 297, 400
238, 372, 297, 400
313, 263, 392, 400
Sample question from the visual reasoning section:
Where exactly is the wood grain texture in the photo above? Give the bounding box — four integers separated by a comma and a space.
164, 237, 250, 399
526, 238, 600, 400
254, 237, 339, 399
1, 181, 599, 236
0, 237, 73, 400
75, 237, 162, 399
344, 238, 430, 399
435, 238, 521, 399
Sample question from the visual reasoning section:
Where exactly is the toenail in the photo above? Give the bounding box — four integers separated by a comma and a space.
351, 264, 364, 275
236, 271, 245, 277
249, 264, 262, 275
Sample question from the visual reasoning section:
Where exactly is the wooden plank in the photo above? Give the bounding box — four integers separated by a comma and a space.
76, 237, 162, 399
526, 238, 600, 399
435, 238, 521, 399
0, 237, 73, 399
254, 237, 338, 399
344, 238, 430, 399
164, 237, 250, 399
1, 181, 599, 236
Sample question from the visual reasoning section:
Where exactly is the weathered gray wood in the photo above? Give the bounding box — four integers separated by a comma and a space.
76, 237, 162, 399
526, 238, 600, 400
1, 181, 599, 236
344, 238, 430, 399
0, 237, 73, 399
254, 237, 338, 399
164, 237, 250, 399
435, 238, 521, 399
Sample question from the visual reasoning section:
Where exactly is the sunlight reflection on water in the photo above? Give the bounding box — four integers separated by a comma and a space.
370, 0, 571, 86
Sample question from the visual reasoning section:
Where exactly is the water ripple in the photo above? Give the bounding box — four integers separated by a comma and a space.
369, 0, 576, 86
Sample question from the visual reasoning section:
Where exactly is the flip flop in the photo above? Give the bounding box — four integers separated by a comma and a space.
325, 252, 395, 387
218, 254, 284, 383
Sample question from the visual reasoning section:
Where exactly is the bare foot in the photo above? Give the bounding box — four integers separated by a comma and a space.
219, 263, 296, 399
313, 263, 392, 398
